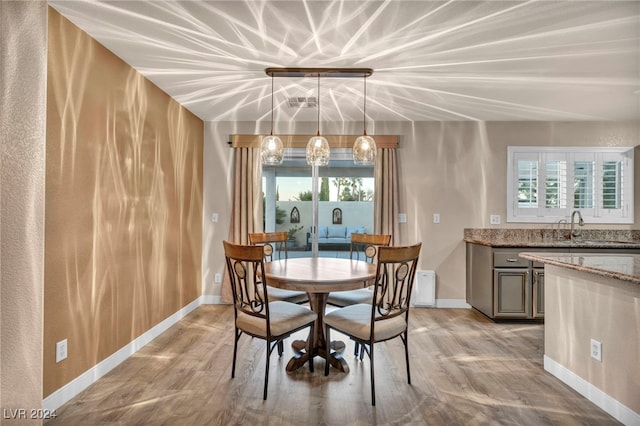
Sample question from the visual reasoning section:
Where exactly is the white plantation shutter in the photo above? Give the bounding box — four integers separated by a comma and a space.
602, 160, 621, 209
507, 147, 633, 224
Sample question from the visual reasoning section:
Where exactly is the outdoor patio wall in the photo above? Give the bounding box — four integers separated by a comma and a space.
44, 8, 203, 397
204, 120, 639, 302
275, 201, 374, 247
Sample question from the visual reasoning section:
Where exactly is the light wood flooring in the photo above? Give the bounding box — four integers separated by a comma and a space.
46, 305, 620, 425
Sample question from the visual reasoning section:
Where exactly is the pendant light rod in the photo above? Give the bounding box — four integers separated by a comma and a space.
265, 67, 373, 78
270, 74, 275, 135
363, 73, 367, 136
317, 74, 321, 136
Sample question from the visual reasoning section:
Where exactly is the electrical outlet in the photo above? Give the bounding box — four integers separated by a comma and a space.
398, 213, 407, 223
211, 213, 219, 223
214, 273, 222, 283
590, 339, 602, 362
433, 213, 440, 224
490, 214, 501, 225
56, 339, 67, 363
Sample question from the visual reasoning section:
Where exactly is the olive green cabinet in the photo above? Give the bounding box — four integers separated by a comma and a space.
493, 268, 530, 318
466, 243, 640, 321
466, 244, 552, 320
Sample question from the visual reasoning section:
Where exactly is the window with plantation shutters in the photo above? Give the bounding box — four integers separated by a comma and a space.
507, 147, 634, 224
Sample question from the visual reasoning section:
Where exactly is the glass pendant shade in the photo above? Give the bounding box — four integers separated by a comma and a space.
353, 134, 377, 164
353, 73, 376, 164
306, 74, 330, 166
260, 74, 284, 165
261, 134, 284, 165
306, 134, 330, 166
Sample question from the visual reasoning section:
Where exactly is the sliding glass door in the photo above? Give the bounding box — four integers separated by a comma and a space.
263, 148, 374, 257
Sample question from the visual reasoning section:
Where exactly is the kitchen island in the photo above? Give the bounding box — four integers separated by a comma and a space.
518, 252, 639, 426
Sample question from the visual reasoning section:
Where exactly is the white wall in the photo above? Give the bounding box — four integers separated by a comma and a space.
0, 0, 47, 415
203, 120, 640, 301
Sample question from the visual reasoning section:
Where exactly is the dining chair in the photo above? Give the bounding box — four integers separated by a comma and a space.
323, 243, 422, 406
249, 232, 309, 304
326, 233, 391, 357
223, 241, 317, 400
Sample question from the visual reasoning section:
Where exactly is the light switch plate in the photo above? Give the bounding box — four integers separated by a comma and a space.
490, 215, 501, 225
398, 213, 407, 223
433, 213, 440, 224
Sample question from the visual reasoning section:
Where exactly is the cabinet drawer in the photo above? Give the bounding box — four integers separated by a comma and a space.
493, 251, 529, 268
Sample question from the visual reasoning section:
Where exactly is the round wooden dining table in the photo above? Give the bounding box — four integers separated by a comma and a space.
264, 257, 376, 373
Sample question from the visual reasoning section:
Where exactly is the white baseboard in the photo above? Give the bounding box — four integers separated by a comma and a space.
43, 298, 202, 411
544, 355, 639, 425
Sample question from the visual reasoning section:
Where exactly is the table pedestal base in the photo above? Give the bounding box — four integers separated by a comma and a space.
285, 292, 351, 373
286, 339, 349, 373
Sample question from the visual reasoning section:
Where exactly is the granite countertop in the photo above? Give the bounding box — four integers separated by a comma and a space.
464, 228, 640, 249
518, 252, 640, 285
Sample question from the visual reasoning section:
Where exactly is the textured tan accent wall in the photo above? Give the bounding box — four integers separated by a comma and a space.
44, 8, 203, 397
204, 121, 639, 301
1, 0, 47, 416
544, 265, 639, 413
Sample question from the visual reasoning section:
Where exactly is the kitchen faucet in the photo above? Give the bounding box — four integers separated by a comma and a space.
570, 210, 584, 240
556, 219, 568, 241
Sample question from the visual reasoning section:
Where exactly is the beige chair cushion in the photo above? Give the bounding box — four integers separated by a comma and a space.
324, 303, 406, 342
265, 285, 309, 304
237, 301, 317, 337
326, 288, 373, 307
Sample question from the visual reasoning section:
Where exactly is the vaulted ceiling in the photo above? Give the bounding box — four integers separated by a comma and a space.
49, 1, 640, 122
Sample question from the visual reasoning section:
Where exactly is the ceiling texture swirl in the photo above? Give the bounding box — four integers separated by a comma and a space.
49, 0, 640, 122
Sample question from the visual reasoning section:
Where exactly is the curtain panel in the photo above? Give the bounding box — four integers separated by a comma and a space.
374, 148, 400, 246
221, 147, 263, 303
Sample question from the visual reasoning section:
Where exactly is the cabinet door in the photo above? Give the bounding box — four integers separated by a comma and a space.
467, 243, 494, 318
493, 269, 531, 318
532, 269, 544, 318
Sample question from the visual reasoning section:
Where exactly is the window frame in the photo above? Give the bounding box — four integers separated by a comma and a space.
507, 146, 634, 224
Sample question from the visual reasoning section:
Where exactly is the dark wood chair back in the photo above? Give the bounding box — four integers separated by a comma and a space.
372, 243, 422, 321
350, 233, 392, 263
223, 240, 270, 321
249, 231, 288, 261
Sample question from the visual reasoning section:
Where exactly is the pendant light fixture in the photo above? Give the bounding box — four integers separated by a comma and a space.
352, 73, 376, 164
264, 68, 374, 166
306, 74, 330, 166
260, 74, 284, 165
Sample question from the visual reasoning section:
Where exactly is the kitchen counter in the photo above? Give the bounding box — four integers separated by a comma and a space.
464, 228, 640, 249
519, 252, 640, 285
